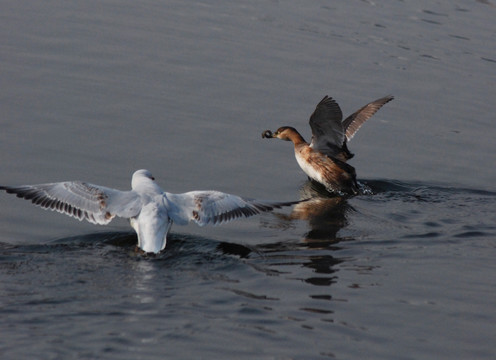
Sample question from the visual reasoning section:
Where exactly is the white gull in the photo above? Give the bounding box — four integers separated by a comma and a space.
0, 169, 297, 254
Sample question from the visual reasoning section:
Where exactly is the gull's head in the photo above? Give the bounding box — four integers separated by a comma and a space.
132, 169, 156, 189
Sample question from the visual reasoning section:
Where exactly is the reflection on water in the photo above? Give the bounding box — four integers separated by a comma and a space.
1, 180, 496, 359
292, 180, 352, 242
261, 179, 355, 246
129, 259, 158, 305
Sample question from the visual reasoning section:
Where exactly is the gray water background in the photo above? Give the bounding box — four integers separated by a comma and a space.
0, 1, 495, 359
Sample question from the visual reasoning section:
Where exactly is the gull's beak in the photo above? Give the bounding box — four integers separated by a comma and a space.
262, 130, 274, 139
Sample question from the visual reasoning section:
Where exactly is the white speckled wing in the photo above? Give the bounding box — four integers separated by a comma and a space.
0, 182, 142, 225
164, 191, 296, 226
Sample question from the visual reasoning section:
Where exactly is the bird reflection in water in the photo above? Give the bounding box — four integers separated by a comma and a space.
283, 180, 355, 245
217, 180, 358, 289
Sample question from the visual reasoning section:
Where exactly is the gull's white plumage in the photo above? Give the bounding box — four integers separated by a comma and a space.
0, 169, 295, 254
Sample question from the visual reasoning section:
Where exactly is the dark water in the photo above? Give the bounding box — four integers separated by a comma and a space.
1, 1, 495, 359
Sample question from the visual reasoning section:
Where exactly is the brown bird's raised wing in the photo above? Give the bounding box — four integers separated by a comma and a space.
343, 95, 394, 141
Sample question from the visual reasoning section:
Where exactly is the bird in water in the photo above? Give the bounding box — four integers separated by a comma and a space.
262, 95, 394, 195
0, 169, 298, 254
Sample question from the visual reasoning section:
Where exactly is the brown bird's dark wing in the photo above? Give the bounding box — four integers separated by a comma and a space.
309, 95, 345, 157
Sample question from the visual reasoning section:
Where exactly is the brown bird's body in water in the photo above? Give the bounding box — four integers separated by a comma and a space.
262, 95, 394, 195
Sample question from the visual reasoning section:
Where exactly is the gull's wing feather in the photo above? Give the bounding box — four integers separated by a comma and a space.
309, 96, 345, 156
165, 191, 297, 226
0, 181, 142, 225
343, 95, 394, 141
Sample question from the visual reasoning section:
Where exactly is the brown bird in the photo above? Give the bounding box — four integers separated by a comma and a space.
262, 95, 394, 195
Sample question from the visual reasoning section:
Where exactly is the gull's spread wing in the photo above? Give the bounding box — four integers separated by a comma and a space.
165, 191, 296, 226
0, 181, 142, 225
